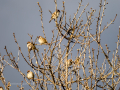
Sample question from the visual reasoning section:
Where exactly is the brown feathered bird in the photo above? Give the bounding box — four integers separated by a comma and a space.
27, 70, 34, 82
49, 9, 60, 23
27, 41, 32, 51
27, 41, 39, 52
38, 36, 48, 45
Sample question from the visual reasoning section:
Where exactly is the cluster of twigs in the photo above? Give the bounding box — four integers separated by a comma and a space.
0, 0, 120, 90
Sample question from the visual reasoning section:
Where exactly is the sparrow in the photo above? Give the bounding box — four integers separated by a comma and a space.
27, 41, 39, 52
38, 36, 48, 45
27, 41, 32, 51
67, 59, 73, 67
49, 9, 60, 23
0, 87, 3, 90
27, 70, 34, 82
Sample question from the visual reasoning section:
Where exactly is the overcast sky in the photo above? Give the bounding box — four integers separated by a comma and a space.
0, 0, 120, 89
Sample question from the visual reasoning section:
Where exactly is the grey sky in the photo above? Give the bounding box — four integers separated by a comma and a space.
0, 0, 120, 89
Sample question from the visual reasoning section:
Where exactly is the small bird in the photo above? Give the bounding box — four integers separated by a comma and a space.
27, 41, 32, 51
0, 87, 3, 90
67, 59, 73, 67
27, 70, 34, 82
38, 36, 48, 45
27, 41, 39, 52
49, 9, 60, 23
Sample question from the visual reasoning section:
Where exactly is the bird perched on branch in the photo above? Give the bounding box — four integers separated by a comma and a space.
49, 9, 60, 23
27, 41, 39, 52
38, 36, 49, 45
27, 70, 34, 82
27, 41, 32, 51
67, 59, 73, 67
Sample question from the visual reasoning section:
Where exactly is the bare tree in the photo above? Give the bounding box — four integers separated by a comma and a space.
0, 0, 120, 90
